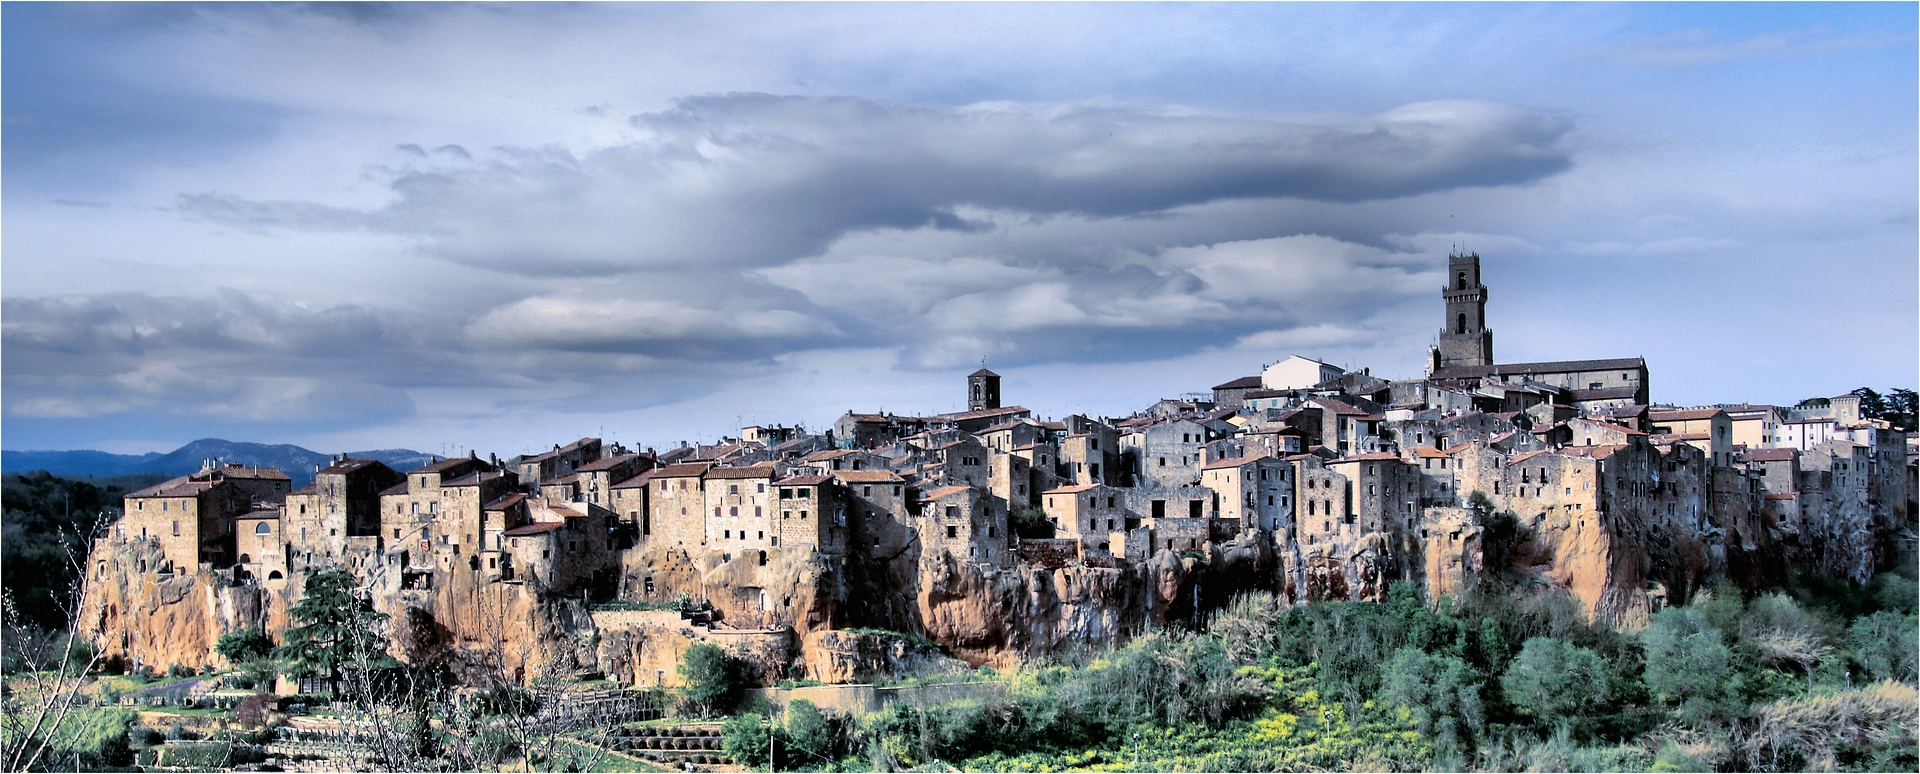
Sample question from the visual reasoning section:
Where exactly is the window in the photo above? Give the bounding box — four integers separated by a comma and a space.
946, 526, 958, 539
730, 506, 738, 517
801, 511, 808, 520
1159, 457, 1167, 467
757, 483, 765, 493
724, 530, 731, 539
797, 488, 810, 497
256, 522, 271, 535
863, 485, 873, 497
172, 521, 180, 536
729, 484, 739, 494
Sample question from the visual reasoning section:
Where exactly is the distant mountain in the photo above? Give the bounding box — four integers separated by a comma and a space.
2, 438, 434, 488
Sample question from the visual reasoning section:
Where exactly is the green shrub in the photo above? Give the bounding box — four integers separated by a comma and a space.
1009, 508, 1054, 540
782, 699, 833, 767
1847, 610, 1919, 684
722, 713, 770, 768
215, 627, 275, 663
677, 643, 735, 717
1499, 637, 1609, 723
1867, 572, 1918, 615
1641, 607, 1734, 725
1380, 646, 1482, 750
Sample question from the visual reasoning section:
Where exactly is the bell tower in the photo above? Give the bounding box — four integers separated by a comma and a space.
967, 368, 1001, 411
1431, 251, 1493, 372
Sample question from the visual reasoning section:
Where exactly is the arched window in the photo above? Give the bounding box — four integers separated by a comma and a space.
1456, 313, 1467, 334
1457, 271, 1467, 289
255, 522, 272, 535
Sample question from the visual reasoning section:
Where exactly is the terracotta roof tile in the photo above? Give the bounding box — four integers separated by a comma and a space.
705, 464, 778, 480
833, 470, 904, 483
1213, 376, 1264, 390
1202, 454, 1273, 470
920, 485, 973, 501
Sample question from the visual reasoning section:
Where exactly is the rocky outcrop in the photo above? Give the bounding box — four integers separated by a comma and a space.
799, 630, 967, 684
79, 537, 282, 673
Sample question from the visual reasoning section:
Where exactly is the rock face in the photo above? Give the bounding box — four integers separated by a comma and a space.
799, 630, 967, 684
80, 537, 280, 673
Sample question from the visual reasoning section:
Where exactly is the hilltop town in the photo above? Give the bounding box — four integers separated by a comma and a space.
79, 252, 1916, 693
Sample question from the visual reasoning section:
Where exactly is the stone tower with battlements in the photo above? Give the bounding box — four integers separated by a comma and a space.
1431, 252, 1493, 373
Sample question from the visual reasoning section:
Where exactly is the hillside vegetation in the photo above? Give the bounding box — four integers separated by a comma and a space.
726, 577, 1917, 772
1, 471, 151, 632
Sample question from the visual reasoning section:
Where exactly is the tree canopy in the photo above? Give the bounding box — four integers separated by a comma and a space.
272, 569, 397, 691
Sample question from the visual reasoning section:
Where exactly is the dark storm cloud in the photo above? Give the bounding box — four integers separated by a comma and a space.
176, 95, 1573, 276
1, 292, 421, 426
152, 94, 1577, 379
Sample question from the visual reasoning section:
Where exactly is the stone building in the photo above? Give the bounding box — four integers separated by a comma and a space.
1054, 417, 1118, 486
1122, 418, 1213, 488
233, 507, 285, 584
832, 469, 911, 554
436, 469, 520, 573
645, 462, 715, 549
1211, 375, 1265, 410
1649, 408, 1734, 466
121, 475, 258, 574
513, 437, 602, 485
773, 474, 846, 554
1200, 454, 1290, 532
917, 485, 1007, 566
703, 464, 780, 550
284, 458, 403, 574
479, 492, 532, 580
1326, 453, 1423, 543
1041, 483, 1127, 550
1291, 461, 1353, 548
609, 470, 653, 543
987, 449, 1036, 515
979, 418, 1046, 453
569, 453, 654, 510
932, 437, 991, 488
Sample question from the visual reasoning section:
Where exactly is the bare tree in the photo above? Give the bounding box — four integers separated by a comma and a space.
296, 574, 652, 771
1, 518, 107, 771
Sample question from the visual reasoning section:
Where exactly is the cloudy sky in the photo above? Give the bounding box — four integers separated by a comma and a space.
4, 2, 1915, 457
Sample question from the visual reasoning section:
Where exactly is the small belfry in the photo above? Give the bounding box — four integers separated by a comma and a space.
967, 368, 1001, 411
1431, 250, 1493, 373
